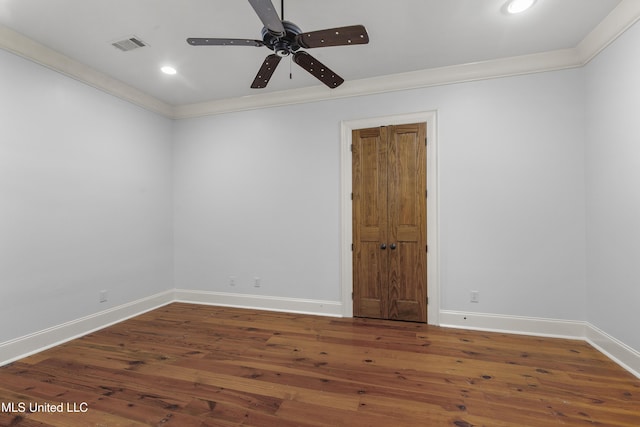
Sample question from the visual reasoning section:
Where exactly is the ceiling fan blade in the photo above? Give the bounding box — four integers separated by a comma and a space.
248, 0, 285, 36
296, 25, 369, 49
187, 38, 264, 47
251, 54, 282, 89
293, 51, 344, 89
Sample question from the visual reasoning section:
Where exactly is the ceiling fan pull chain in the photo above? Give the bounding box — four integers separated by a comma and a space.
290, 56, 293, 79
281, 0, 284, 20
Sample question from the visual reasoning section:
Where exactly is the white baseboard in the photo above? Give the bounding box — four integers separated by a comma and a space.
2, 296, 638, 381
586, 323, 640, 380
440, 309, 640, 379
0, 289, 340, 367
439, 310, 586, 339
174, 289, 343, 318
0, 290, 174, 367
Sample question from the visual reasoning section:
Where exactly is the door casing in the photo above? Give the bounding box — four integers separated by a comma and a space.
340, 111, 439, 325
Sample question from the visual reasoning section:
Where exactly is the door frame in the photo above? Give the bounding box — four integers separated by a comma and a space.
340, 111, 439, 325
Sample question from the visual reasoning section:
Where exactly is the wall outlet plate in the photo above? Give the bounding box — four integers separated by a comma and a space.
471, 290, 480, 303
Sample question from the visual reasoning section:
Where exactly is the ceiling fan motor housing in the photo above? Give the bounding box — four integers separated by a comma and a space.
261, 20, 302, 57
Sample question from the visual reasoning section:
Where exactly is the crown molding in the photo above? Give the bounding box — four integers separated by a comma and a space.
0, 24, 175, 118
576, 0, 640, 64
173, 48, 581, 119
2, 0, 639, 120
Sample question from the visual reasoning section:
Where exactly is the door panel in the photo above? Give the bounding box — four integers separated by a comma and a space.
388, 124, 427, 322
392, 242, 425, 321
352, 127, 388, 319
353, 123, 427, 322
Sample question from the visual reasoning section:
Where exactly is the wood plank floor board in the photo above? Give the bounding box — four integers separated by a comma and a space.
275, 399, 454, 427
4, 357, 284, 410
1, 303, 639, 426
0, 367, 194, 426
0, 361, 284, 427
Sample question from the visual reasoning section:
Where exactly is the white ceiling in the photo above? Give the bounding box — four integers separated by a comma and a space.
0, 0, 633, 110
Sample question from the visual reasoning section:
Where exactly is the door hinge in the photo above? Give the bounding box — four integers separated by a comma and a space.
425, 137, 428, 146
426, 190, 428, 198
351, 243, 354, 251
426, 297, 429, 304
426, 245, 428, 253
350, 144, 353, 152
352, 292, 354, 300
351, 192, 353, 201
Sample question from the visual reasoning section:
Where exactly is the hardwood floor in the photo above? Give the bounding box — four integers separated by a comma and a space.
1, 303, 639, 426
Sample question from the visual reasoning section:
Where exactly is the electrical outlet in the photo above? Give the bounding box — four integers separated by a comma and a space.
470, 290, 480, 303
99, 290, 108, 303
229, 276, 236, 287
254, 277, 260, 288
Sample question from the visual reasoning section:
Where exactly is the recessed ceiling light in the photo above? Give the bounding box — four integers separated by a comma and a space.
161, 66, 177, 75
506, 0, 536, 14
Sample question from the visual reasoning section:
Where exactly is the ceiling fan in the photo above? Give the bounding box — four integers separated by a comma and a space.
187, 0, 369, 89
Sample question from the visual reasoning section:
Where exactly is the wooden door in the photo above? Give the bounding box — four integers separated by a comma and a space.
352, 126, 389, 319
352, 123, 427, 322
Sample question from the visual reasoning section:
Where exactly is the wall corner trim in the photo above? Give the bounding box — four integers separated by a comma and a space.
576, 0, 640, 64
173, 49, 581, 118
174, 289, 344, 318
0, 24, 175, 118
439, 310, 640, 379
586, 323, 640, 380
2, 298, 638, 382
3, 0, 639, 119
0, 290, 175, 367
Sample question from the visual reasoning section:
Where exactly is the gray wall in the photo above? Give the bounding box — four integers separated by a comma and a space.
173, 68, 588, 321
2, 17, 639, 356
0, 49, 174, 342
585, 20, 640, 351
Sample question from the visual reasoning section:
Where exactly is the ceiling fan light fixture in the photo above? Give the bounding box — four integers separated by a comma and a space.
506, 0, 536, 14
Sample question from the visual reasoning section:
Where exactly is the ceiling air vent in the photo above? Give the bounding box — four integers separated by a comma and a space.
111, 36, 148, 52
